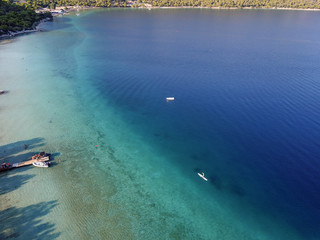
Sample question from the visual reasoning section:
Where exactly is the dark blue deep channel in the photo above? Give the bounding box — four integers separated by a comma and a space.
76, 9, 320, 239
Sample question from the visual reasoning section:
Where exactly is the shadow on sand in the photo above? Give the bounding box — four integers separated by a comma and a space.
0, 137, 61, 166
0, 137, 61, 193
0, 140, 61, 239
0, 138, 47, 195
0, 138, 46, 162
0, 200, 60, 239
0, 172, 35, 195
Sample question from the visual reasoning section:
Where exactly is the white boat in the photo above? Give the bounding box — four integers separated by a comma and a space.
33, 161, 50, 168
166, 97, 174, 101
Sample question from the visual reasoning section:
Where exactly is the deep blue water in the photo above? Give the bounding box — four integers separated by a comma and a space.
75, 9, 320, 238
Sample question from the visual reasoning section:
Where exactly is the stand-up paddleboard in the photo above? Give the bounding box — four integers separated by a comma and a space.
197, 172, 208, 181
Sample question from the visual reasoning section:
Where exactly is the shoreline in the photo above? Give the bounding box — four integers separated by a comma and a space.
155, 6, 320, 11
1, 4, 319, 41
0, 18, 52, 40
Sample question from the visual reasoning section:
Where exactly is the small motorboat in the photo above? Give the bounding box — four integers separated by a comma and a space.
33, 161, 50, 168
0, 163, 12, 172
31, 152, 51, 161
166, 97, 174, 102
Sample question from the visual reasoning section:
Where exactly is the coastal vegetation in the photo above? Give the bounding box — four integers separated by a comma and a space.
142, 0, 320, 8
25, 0, 320, 9
1, 0, 319, 37
0, 0, 52, 36
26, 0, 126, 8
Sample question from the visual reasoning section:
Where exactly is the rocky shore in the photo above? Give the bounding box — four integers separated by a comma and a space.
0, 18, 52, 40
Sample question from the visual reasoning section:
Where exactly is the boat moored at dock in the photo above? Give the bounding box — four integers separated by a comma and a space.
0, 163, 12, 172
1, 152, 51, 172
33, 161, 50, 168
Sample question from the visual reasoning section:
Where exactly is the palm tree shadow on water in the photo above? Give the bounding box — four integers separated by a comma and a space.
0, 138, 46, 161
0, 138, 46, 195
0, 138, 61, 239
0, 138, 61, 165
0, 200, 60, 239
0, 172, 35, 195
0, 138, 62, 194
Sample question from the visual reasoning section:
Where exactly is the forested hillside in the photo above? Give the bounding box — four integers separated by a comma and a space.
15, 0, 320, 9
1, 0, 319, 37
142, 0, 320, 8
26, 0, 127, 8
0, 0, 52, 36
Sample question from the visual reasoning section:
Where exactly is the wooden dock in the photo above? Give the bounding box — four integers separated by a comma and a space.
1, 156, 50, 172
12, 156, 50, 168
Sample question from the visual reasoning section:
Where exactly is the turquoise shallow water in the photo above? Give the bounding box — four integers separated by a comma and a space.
1, 9, 320, 239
